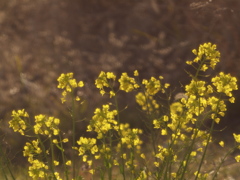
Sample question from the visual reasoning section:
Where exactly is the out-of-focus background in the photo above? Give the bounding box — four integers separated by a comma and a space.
0, 0, 240, 165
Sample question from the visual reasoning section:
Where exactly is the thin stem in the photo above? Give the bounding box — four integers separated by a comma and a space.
0, 143, 15, 180
70, 90, 76, 178
113, 93, 126, 180
58, 135, 69, 180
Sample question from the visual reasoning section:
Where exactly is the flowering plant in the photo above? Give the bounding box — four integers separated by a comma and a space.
7, 43, 240, 180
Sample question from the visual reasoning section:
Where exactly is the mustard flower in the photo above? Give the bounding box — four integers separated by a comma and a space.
87, 104, 118, 139
212, 72, 238, 97
9, 109, 29, 135
95, 71, 116, 96
142, 77, 161, 95
185, 80, 206, 96
137, 169, 147, 180
134, 70, 139, 76
62, 138, 69, 143
28, 159, 48, 179
233, 133, 240, 143
235, 155, 240, 162
135, 92, 159, 112
57, 73, 79, 91
54, 160, 59, 166
77, 137, 98, 156
119, 125, 143, 149
65, 160, 71, 166
187, 42, 220, 70
57, 72, 84, 103
118, 72, 139, 92
219, 141, 224, 147
23, 140, 42, 160
34, 115, 60, 136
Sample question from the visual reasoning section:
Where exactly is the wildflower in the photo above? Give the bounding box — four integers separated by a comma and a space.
118, 72, 139, 92
154, 162, 159, 167
185, 80, 206, 96
77, 137, 98, 157
212, 72, 238, 97
66, 160, 71, 166
135, 92, 159, 112
235, 155, 240, 162
57, 73, 79, 91
62, 138, 69, 143
57, 73, 84, 103
9, 109, 29, 135
95, 71, 116, 96
233, 133, 240, 143
142, 77, 161, 95
87, 104, 118, 139
190, 151, 197, 157
140, 153, 146, 159
219, 141, 224, 147
134, 70, 139, 76
187, 42, 220, 70
54, 160, 59, 166
28, 159, 48, 179
34, 115, 60, 137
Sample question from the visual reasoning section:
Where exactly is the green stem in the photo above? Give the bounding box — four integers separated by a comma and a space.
70, 91, 76, 178
58, 135, 69, 180
36, 134, 57, 180
113, 93, 126, 180
194, 124, 213, 180
0, 143, 15, 180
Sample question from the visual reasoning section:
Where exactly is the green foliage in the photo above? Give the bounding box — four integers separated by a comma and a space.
4, 43, 240, 180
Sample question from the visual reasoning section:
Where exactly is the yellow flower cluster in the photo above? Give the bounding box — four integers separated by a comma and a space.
95, 71, 116, 96
9, 109, 29, 135
28, 159, 48, 179
57, 72, 84, 103
23, 140, 49, 179
118, 72, 139, 92
142, 77, 162, 95
23, 140, 42, 161
8, 43, 240, 180
119, 125, 143, 149
77, 137, 98, 155
77, 137, 98, 162
135, 92, 159, 112
34, 114, 60, 136
212, 72, 238, 97
87, 104, 118, 139
9, 109, 67, 179
185, 80, 207, 96
186, 42, 220, 70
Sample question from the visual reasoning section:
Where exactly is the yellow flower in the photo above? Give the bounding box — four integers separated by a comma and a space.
219, 141, 224, 147
66, 160, 71, 166
233, 133, 240, 143
118, 72, 139, 92
142, 77, 161, 95
188, 42, 220, 70
154, 162, 159, 167
235, 155, 240, 162
140, 153, 146, 159
134, 70, 139, 76
161, 129, 167, 135
9, 109, 29, 135
190, 151, 197, 157
62, 138, 69, 143
52, 139, 58, 144
54, 160, 59, 166
212, 72, 238, 97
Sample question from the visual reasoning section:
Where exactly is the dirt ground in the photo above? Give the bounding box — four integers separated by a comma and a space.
0, 0, 240, 164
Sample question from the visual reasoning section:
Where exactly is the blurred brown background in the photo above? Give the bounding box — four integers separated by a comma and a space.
0, 0, 240, 163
